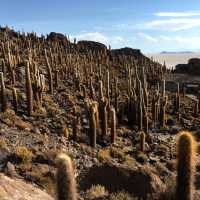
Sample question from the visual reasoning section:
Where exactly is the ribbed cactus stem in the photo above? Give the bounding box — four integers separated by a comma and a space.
176, 131, 196, 200
102, 98, 108, 136
0, 72, 8, 112
110, 107, 116, 143
140, 131, 146, 152
25, 61, 33, 116
44, 49, 53, 94
12, 87, 18, 113
99, 80, 104, 101
106, 70, 110, 108
162, 79, 165, 98
56, 154, 77, 200
114, 77, 119, 112
89, 104, 97, 148
160, 96, 167, 127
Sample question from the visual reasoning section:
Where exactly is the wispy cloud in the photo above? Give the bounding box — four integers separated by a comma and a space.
137, 33, 200, 49
137, 32, 157, 43
144, 18, 200, 31
71, 32, 128, 47
72, 32, 109, 44
154, 11, 200, 17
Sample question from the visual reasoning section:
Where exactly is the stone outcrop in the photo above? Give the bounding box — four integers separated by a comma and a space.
0, 173, 53, 200
174, 58, 200, 75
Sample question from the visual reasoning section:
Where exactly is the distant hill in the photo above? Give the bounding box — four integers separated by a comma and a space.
160, 51, 194, 54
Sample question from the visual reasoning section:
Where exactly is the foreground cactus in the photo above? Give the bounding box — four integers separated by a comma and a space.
56, 153, 77, 200
176, 131, 196, 200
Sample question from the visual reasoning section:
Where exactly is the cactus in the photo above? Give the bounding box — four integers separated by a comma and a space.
44, 49, 53, 94
114, 77, 119, 112
12, 87, 18, 113
160, 96, 167, 128
100, 97, 108, 136
176, 131, 196, 200
25, 61, 33, 116
89, 76, 95, 100
0, 72, 8, 112
175, 83, 180, 113
56, 153, 77, 200
88, 104, 97, 148
110, 107, 116, 143
140, 131, 146, 152
106, 69, 110, 109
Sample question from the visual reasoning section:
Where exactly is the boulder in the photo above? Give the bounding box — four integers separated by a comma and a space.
174, 58, 200, 75
80, 162, 166, 199
0, 173, 53, 200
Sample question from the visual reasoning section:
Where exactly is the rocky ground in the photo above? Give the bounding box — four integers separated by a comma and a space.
0, 73, 200, 200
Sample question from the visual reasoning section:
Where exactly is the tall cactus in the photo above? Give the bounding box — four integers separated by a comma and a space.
140, 131, 146, 152
0, 72, 8, 112
88, 104, 97, 148
110, 107, 116, 143
176, 131, 196, 200
12, 87, 18, 113
160, 96, 167, 128
25, 61, 33, 116
44, 49, 53, 94
56, 153, 77, 200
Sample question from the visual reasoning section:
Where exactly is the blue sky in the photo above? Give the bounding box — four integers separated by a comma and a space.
1, 0, 200, 53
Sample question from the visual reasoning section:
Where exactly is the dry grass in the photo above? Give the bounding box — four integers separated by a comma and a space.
85, 185, 108, 199
15, 146, 33, 164
109, 191, 134, 200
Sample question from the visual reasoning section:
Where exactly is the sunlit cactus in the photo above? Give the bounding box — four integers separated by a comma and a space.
176, 131, 196, 200
56, 153, 77, 200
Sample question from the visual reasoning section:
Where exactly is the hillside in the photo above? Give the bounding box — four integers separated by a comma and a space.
0, 26, 200, 200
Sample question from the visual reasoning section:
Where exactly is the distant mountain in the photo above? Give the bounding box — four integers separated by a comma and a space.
160, 51, 194, 54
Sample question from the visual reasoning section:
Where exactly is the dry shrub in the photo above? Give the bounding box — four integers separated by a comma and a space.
86, 184, 108, 199
15, 146, 33, 163
109, 191, 134, 200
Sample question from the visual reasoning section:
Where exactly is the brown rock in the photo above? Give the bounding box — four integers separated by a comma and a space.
0, 173, 53, 200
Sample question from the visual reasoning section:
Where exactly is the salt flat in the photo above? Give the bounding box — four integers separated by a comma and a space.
146, 52, 200, 69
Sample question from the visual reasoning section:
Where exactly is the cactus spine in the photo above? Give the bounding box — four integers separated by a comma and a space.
56, 153, 77, 200
176, 131, 196, 200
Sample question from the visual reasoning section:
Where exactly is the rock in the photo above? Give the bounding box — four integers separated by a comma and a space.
174, 58, 200, 76
5, 162, 18, 178
0, 173, 53, 200
77, 41, 107, 54
0, 146, 10, 170
80, 162, 166, 199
